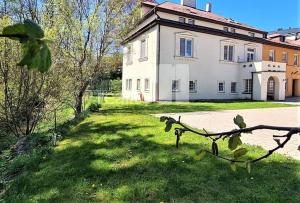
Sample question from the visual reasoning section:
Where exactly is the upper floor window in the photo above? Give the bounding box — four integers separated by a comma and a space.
188, 19, 195, 25
172, 80, 180, 92
224, 45, 234, 61
247, 48, 255, 62
189, 80, 197, 93
180, 38, 193, 57
269, 50, 275, 62
144, 79, 150, 92
126, 45, 133, 64
282, 52, 288, 63
218, 81, 225, 93
294, 54, 299, 66
230, 28, 236, 33
244, 79, 252, 93
179, 17, 186, 23
224, 27, 229, 32
140, 38, 148, 60
249, 32, 255, 37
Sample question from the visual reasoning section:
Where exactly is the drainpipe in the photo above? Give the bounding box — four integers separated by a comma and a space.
251, 72, 254, 100
154, 6, 161, 101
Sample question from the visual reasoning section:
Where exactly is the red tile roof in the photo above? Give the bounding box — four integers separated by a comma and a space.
142, 1, 264, 33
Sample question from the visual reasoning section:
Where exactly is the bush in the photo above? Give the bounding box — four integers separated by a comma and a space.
111, 80, 122, 94
88, 103, 102, 112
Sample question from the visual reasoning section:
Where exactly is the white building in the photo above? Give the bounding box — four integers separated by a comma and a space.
122, 0, 286, 101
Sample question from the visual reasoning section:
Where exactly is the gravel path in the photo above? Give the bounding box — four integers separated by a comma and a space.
156, 107, 300, 160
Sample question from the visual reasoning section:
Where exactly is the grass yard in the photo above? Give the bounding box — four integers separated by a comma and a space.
2, 98, 300, 202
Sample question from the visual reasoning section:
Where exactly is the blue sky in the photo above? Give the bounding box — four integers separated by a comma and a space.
156, 0, 300, 31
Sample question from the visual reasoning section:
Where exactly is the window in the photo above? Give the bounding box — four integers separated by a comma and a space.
247, 48, 255, 62
126, 45, 133, 64
231, 82, 237, 93
180, 38, 193, 57
282, 52, 288, 63
172, 80, 180, 92
189, 80, 197, 93
144, 79, 149, 92
269, 50, 275, 61
188, 19, 195, 25
218, 82, 225, 93
230, 28, 236, 33
294, 54, 299, 66
249, 32, 255, 37
136, 79, 141, 91
224, 45, 234, 61
179, 17, 186, 23
140, 39, 147, 59
224, 27, 229, 32
285, 79, 288, 91
126, 79, 132, 90
244, 79, 253, 93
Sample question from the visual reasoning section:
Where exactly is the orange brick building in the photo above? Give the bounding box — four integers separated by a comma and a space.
263, 35, 300, 97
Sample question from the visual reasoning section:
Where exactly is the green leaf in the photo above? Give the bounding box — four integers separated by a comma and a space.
230, 162, 237, 172
24, 20, 44, 39
228, 134, 242, 151
160, 116, 168, 122
17, 40, 40, 67
233, 115, 246, 129
2, 23, 26, 40
38, 42, 52, 72
246, 161, 251, 174
194, 150, 206, 161
233, 148, 248, 159
211, 142, 218, 156
164, 118, 176, 132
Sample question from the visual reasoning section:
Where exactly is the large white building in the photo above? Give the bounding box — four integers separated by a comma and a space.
122, 0, 287, 101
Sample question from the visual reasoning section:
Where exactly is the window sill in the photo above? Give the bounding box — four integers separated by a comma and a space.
144, 90, 150, 93
139, 57, 148, 62
242, 92, 252, 95
230, 92, 238, 95
175, 56, 197, 61
189, 91, 197, 94
126, 61, 133, 66
219, 60, 238, 64
172, 90, 180, 93
218, 91, 226, 94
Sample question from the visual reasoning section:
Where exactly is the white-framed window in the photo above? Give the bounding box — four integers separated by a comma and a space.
144, 79, 150, 92
136, 79, 141, 91
172, 80, 180, 92
188, 19, 195, 25
231, 82, 237, 93
294, 54, 299, 66
249, 32, 255, 37
180, 38, 193, 57
282, 52, 288, 63
224, 27, 229, 32
224, 45, 234, 61
269, 50, 275, 61
140, 38, 148, 59
244, 79, 253, 93
247, 48, 255, 62
126, 45, 133, 64
230, 28, 236, 33
218, 81, 225, 93
126, 79, 132, 90
179, 17, 186, 23
189, 80, 197, 93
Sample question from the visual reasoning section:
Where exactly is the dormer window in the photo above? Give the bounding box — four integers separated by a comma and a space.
230, 28, 236, 33
249, 32, 255, 37
224, 27, 229, 32
179, 17, 186, 23
188, 19, 195, 25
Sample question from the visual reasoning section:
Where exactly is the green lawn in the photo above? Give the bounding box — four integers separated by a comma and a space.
3, 98, 300, 202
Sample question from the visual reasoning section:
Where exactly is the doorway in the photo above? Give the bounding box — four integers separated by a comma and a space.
267, 77, 275, 100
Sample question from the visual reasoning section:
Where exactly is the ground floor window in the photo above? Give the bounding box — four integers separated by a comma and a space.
218, 81, 225, 93
172, 80, 180, 92
144, 79, 149, 92
244, 79, 252, 93
231, 82, 237, 93
126, 79, 132, 90
136, 79, 141, 91
189, 80, 197, 93
285, 79, 288, 91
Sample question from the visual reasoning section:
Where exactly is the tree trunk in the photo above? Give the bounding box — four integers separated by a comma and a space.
75, 81, 89, 117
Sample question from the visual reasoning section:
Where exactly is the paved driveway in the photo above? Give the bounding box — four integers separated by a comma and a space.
157, 107, 300, 160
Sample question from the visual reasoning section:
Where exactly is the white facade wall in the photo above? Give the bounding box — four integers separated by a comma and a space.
122, 25, 158, 102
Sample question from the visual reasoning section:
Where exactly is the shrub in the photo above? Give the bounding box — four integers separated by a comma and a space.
88, 103, 102, 112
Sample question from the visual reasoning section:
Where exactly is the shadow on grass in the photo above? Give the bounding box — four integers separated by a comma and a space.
4, 120, 300, 202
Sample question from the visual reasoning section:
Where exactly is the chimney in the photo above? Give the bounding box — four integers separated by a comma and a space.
205, 2, 212, 12
181, 0, 196, 8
